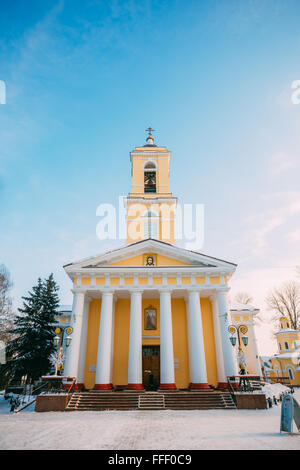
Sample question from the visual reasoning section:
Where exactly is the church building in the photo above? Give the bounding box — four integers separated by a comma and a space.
63, 131, 253, 391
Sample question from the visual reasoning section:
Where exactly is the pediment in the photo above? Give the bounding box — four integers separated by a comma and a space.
64, 239, 237, 275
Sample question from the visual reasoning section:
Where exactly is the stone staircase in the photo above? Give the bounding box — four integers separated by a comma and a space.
138, 393, 165, 410
163, 391, 236, 410
66, 390, 236, 411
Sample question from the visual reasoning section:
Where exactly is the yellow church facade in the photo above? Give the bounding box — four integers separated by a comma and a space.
268, 316, 300, 386
63, 132, 242, 391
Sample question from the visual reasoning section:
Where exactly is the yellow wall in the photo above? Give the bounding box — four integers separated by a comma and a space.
201, 298, 218, 387
172, 298, 190, 388
109, 253, 191, 267
84, 299, 101, 389
112, 299, 130, 386
83, 295, 218, 389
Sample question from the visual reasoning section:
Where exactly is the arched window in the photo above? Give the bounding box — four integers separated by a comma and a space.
288, 368, 294, 380
144, 161, 157, 193
143, 210, 159, 239
285, 341, 289, 350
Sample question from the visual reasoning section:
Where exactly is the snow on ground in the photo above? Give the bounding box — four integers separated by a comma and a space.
261, 383, 291, 399
0, 388, 299, 450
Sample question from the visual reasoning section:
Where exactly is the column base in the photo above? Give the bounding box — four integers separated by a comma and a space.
94, 384, 113, 391
189, 383, 211, 390
217, 382, 229, 389
159, 383, 177, 391
127, 384, 144, 391
75, 383, 85, 391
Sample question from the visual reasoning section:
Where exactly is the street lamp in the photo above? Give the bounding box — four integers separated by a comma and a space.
228, 324, 248, 348
65, 327, 73, 347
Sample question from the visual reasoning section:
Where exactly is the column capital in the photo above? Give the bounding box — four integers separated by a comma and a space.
159, 288, 172, 295
129, 288, 144, 295
71, 289, 87, 296
216, 287, 230, 294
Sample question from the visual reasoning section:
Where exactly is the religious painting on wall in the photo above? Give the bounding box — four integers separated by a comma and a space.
144, 254, 156, 267
144, 306, 157, 330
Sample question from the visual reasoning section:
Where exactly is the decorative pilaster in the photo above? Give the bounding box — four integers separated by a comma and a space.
217, 289, 238, 379
159, 290, 176, 390
127, 290, 144, 390
187, 290, 210, 389
210, 294, 227, 388
94, 291, 114, 390
64, 291, 85, 383
76, 297, 91, 390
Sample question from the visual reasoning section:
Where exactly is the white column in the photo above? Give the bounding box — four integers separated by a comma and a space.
64, 291, 85, 382
127, 290, 144, 390
217, 289, 238, 378
249, 319, 262, 376
187, 290, 209, 389
94, 291, 114, 390
159, 290, 176, 390
76, 297, 91, 388
210, 294, 227, 387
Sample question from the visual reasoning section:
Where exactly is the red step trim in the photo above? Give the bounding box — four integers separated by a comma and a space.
190, 383, 211, 390
127, 384, 144, 390
94, 384, 112, 390
75, 383, 85, 391
217, 382, 228, 389
159, 383, 177, 390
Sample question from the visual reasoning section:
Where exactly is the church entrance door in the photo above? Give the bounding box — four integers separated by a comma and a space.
142, 346, 160, 390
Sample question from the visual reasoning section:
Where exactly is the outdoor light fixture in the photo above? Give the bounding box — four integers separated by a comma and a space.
228, 324, 248, 348
65, 327, 73, 347
54, 327, 61, 347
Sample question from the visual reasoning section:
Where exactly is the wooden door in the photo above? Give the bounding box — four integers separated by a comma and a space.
142, 346, 160, 390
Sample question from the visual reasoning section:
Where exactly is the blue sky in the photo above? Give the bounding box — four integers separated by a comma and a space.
1, 0, 300, 354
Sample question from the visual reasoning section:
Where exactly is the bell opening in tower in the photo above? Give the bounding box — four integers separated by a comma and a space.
144, 171, 156, 193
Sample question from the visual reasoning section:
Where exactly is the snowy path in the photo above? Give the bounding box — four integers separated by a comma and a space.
0, 402, 300, 450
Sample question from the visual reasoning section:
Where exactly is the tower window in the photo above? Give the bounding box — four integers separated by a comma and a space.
144, 171, 156, 193
284, 341, 289, 350
288, 368, 294, 380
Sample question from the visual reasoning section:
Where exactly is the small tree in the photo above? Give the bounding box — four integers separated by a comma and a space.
5, 274, 60, 383
234, 292, 253, 305
266, 281, 300, 330
0, 264, 15, 342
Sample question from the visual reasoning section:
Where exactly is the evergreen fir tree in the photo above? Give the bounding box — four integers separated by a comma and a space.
5, 274, 60, 383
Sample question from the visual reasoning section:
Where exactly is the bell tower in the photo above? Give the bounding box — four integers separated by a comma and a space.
125, 129, 177, 244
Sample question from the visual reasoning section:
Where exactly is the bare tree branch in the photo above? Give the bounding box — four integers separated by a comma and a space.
0, 264, 15, 342
266, 281, 300, 330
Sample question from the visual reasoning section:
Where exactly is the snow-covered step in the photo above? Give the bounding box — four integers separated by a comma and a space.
138, 393, 165, 410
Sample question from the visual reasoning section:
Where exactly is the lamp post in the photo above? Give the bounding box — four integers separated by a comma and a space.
228, 324, 249, 379
228, 324, 248, 348
53, 327, 73, 375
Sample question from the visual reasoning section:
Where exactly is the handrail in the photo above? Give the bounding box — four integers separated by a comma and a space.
65, 377, 76, 409
226, 377, 237, 405
15, 398, 37, 414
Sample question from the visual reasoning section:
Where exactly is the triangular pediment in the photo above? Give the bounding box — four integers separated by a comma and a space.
64, 239, 237, 275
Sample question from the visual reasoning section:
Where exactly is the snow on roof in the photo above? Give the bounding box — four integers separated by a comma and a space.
57, 305, 72, 312
230, 302, 259, 313
275, 328, 299, 335
270, 352, 300, 359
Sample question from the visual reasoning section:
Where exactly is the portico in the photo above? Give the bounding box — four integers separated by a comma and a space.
64, 241, 238, 391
